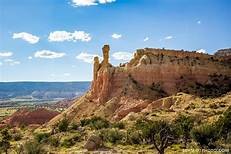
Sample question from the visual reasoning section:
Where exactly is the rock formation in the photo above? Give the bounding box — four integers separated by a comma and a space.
91, 45, 231, 103
48, 45, 231, 125
91, 45, 113, 102
215, 48, 231, 57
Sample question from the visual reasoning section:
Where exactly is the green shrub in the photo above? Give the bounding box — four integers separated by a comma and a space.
174, 114, 194, 147
58, 117, 69, 132
112, 122, 125, 129
70, 123, 79, 130
34, 132, 50, 143
61, 133, 81, 148
23, 140, 46, 154
191, 124, 218, 149
126, 129, 143, 145
80, 118, 90, 127
99, 128, 125, 144
70, 133, 82, 142
49, 136, 60, 147
80, 117, 110, 130
91, 119, 109, 130
61, 138, 74, 148
134, 118, 152, 140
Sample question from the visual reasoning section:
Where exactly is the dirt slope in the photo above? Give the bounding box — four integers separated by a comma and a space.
2, 108, 59, 127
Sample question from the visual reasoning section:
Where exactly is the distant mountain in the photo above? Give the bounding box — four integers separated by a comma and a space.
0, 82, 90, 100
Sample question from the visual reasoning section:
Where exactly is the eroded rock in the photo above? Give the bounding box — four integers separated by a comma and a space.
84, 135, 103, 151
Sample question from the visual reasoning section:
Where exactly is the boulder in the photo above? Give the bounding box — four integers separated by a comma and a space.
84, 135, 103, 151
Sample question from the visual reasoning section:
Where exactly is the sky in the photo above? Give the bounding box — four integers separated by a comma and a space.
0, 0, 230, 82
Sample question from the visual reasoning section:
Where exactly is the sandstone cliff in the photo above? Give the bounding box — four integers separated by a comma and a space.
91, 46, 231, 102
48, 45, 231, 125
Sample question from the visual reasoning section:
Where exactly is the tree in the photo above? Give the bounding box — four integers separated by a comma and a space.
174, 114, 194, 148
136, 119, 177, 154
0, 128, 11, 154
190, 124, 218, 150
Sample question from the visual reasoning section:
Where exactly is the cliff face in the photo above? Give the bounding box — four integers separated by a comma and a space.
215, 48, 231, 57
48, 45, 231, 125
91, 46, 231, 103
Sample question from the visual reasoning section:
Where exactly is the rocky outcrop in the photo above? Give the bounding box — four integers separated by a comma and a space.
215, 48, 231, 57
91, 45, 114, 103
91, 45, 231, 103
47, 45, 231, 125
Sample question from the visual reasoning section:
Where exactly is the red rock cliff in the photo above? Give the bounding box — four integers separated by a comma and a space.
47, 45, 231, 125
91, 45, 231, 103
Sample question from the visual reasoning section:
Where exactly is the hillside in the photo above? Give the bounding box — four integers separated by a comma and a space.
1, 108, 59, 127
47, 45, 231, 126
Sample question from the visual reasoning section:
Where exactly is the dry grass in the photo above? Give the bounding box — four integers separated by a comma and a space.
0, 108, 17, 120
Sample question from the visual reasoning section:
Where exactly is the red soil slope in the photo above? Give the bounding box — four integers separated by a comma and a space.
1, 108, 59, 127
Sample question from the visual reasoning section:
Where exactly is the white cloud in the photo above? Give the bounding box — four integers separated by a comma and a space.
0, 62, 2, 66
71, 0, 115, 7
76, 52, 102, 63
34, 50, 66, 59
164, 36, 173, 40
12, 32, 39, 44
112, 33, 122, 39
0, 52, 13, 58
196, 49, 207, 54
4, 59, 20, 66
197, 20, 201, 24
28, 56, 33, 60
99, 0, 115, 4
144, 37, 149, 42
71, 0, 97, 6
112, 52, 133, 61
64, 73, 71, 76
48, 30, 91, 42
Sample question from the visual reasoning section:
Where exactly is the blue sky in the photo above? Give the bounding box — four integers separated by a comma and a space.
0, 0, 230, 82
